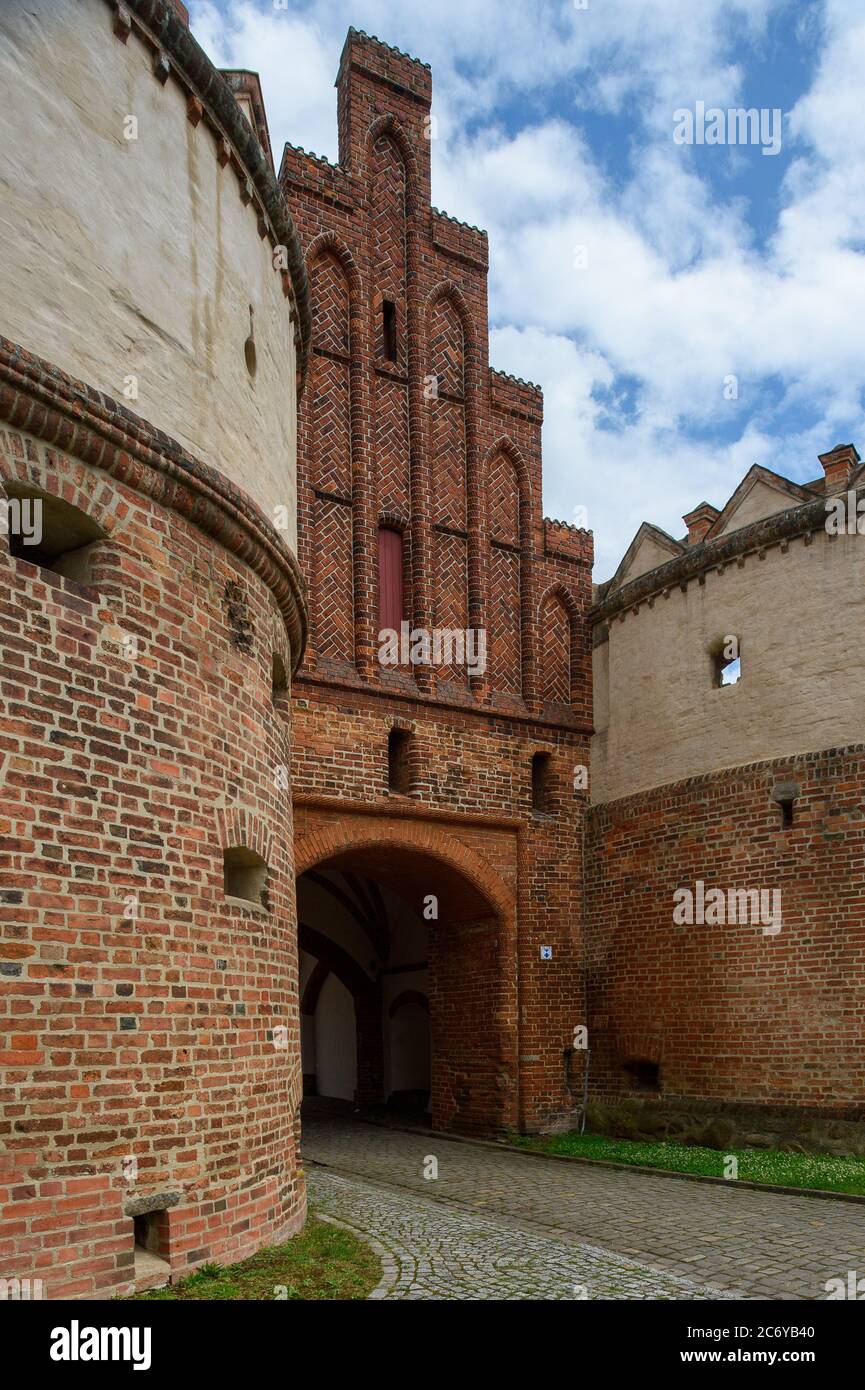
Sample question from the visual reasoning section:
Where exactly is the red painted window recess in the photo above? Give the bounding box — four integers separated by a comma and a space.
378, 526, 404, 632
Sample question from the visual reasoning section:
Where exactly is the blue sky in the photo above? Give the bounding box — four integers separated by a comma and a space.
192, 0, 865, 577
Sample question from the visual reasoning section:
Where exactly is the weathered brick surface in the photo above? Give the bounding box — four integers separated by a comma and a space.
10, 5, 858, 1311
282, 30, 593, 707
283, 30, 593, 1135
0, 0, 313, 1303
586, 747, 865, 1111
0, 420, 305, 1297
292, 694, 590, 1132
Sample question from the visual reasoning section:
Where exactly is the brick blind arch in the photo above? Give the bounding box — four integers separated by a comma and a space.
309, 253, 351, 495
488, 450, 521, 547
539, 585, 579, 707
370, 133, 413, 675
306, 247, 354, 667
428, 293, 469, 686
371, 133, 407, 298
488, 450, 522, 696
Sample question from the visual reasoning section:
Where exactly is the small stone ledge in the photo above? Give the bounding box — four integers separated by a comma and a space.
124, 1190, 181, 1217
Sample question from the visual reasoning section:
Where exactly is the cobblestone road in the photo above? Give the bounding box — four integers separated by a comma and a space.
310, 1168, 730, 1300
303, 1115, 865, 1300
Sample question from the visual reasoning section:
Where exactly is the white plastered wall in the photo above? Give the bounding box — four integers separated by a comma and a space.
0, 0, 298, 546
592, 526, 865, 802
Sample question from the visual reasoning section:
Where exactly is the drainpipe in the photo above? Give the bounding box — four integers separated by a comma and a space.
564, 1043, 591, 1133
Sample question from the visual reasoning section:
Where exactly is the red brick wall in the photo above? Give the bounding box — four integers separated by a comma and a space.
280, 31, 593, 710
282, 30, 594, 1133
586, 747, 865, 1112
428, 906, 518, 1134
0, 420, 305, 1297
292, 682, 591, 1132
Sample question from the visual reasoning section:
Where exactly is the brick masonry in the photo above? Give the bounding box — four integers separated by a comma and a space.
0, 0, 315, 1300
283, 28, 594, 1137
6, 3, 857, 1307
0, 411, 307, 1297
586, 746, 865, 1111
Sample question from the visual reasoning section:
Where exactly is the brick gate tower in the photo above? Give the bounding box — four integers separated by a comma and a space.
282, 30, 593, 1135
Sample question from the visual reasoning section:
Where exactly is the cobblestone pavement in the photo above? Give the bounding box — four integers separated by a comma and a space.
309, 1168, 731, 1300
303, 1114, 865, 1300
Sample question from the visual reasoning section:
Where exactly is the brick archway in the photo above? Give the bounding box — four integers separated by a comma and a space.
294, 819, 515, 926
294, 816, 518, 1134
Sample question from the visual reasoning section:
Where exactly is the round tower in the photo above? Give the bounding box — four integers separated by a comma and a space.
0, 0, 309, 1297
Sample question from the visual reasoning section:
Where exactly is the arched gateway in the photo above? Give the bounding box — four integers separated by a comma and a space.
294, 819, 518, 1135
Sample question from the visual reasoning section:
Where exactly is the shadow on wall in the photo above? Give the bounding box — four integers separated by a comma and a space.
297, 868, 431, 1111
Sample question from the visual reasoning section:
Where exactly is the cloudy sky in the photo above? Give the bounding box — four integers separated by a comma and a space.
192, 0, 865, 578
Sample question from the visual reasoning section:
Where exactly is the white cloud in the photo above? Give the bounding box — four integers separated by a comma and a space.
191, 0, 865, 579
191, 0, 784, 153
190, 2, 337, 159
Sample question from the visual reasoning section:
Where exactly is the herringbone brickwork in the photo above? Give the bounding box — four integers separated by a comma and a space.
282, 28, 593, 1135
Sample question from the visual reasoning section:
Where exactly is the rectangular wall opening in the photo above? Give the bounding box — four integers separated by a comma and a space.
622, 1058, 660, 1093
132, 1210, 171, 1290
531, 752, 553, 814
388, 727, 413, 795
382, 299, 397, 362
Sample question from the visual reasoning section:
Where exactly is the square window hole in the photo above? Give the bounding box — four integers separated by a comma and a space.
223, 846, 268, 906
622, 1059, 660, 1092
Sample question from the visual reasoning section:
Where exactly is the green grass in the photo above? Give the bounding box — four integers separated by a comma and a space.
126, 1214, 380, 1301
512, 1131, 865, 1195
